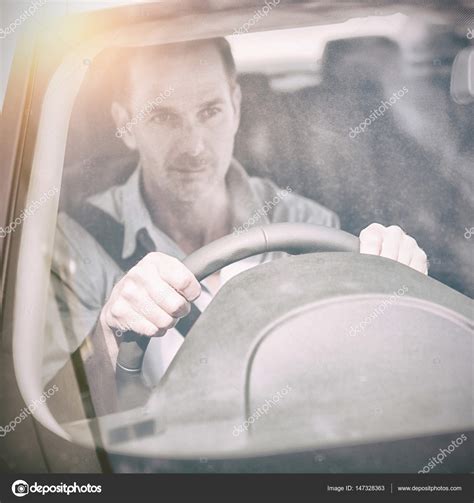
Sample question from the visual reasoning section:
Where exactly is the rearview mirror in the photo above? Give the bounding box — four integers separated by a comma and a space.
450, 46, 474, 104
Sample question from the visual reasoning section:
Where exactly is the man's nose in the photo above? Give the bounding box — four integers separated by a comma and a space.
181, 123, 205, 157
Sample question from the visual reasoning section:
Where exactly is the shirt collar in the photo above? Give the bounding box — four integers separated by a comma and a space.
227, 158, 271, 231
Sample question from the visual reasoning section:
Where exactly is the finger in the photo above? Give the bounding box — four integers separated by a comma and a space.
142, 267, 192, 318
140, 302, 178, 331
106, 299, 160, 337
409, 248, 428, 275
380, 225, 404, 260
397, 235, 417, 266
151, 253, 201, 300
131, 294, 178, 331
118, 281, 179, 329
359, 222, 385, 255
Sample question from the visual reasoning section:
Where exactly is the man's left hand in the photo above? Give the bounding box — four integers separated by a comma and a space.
359, 223, 428, 274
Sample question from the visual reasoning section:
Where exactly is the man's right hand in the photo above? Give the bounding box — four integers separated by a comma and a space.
100, 252, 201, 338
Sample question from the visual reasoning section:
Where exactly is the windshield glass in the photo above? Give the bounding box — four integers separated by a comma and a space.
42, 12, 473, 426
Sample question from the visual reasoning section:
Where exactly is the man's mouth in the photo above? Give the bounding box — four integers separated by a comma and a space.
173, 165, 207, 173
170, 160, 210, 174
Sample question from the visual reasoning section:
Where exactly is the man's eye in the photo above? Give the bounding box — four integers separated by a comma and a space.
151, 112, 175, 124
199, 106, 221, 121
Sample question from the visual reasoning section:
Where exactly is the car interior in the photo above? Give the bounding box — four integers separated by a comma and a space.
61, 19, 473, 297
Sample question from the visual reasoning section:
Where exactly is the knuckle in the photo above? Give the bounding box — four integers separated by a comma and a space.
120, 279, 138, 300
110, 302, 126, 320
159, 313, 176, 329
167, 255, 189, 274
146, 251, 161, 261
359, 228, 371, 239
417, 248, 428, 261
188, 282, 201, 300
149, 251, 169, 265
167, 255, 182, 266
167, 297, 186, 316
360, 224, 380, 238
128, 265, 146, 283
404, 235, 417, 247
365, 222, 383, 232
174, 272, 193, 292
387, 225, 404, 235
142, 252, 162, 269
359, 228, 380, 242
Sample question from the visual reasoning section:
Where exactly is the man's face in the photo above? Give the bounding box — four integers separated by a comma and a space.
112, 42, 241, 202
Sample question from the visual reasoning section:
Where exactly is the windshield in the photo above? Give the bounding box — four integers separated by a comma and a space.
41, 12, 473, 413
7, 4, 472, 467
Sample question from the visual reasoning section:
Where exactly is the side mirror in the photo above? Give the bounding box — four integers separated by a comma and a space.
450, 46, 474, 104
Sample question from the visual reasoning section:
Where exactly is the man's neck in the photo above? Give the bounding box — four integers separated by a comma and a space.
141, 175, 232, 255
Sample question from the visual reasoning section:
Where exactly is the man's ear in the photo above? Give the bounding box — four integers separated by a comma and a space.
111, 101, 138, 150
230, 82, 242, 134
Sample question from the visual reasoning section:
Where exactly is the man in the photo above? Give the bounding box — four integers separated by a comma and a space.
47, 38, 427, 405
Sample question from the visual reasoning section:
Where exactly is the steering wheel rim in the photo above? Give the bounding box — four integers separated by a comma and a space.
182, 223, 359, 282
115, 223, 359, 408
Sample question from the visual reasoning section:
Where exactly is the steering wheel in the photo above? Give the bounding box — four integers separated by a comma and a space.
115, 223, 359, 407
